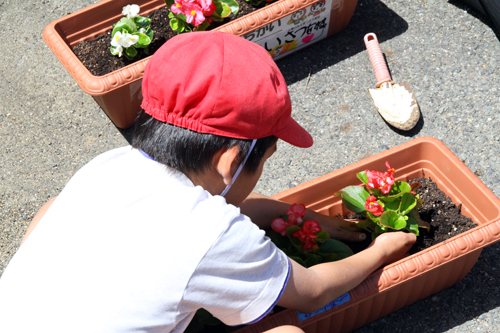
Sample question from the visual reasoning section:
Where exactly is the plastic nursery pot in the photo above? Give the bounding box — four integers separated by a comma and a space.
42, 0, 358, 129
234, 136, 500, 333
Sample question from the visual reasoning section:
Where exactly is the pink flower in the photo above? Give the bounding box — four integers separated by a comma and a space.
365, 196, 383, 216
170, 0, 185, 15
199, 0, 216, 16
271, 218, 291, 236
302, 220, 321, 235
184, 3, 206, 26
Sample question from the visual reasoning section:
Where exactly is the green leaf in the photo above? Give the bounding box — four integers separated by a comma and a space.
134, 16, 151, 30
169, 17, 179, 31
196, 20, 211, 31
380, 210, 406, 230
212, 1, 224, 16
132, 32, 151, 48
217, 0, 239, 16
219, 2, 232, 18
399, 193, 416, 215
177, 19, 186, 33
415, 197, 424, 209
112, 17, 136, 36
408, 223, 420, 236
266, 230, 290, 250
323, 253, 339, 262
337, 186, 370, 213
304, 255, 320, 268
125, 46, 138, 58
380, 196, 400, 211
165, 0, 176, 7
408, 209, 431, 230
389, 181, 411, 195
357, 171, 368, 185
320, 239, 353, 259
365, 212, 380, 224
315, 230, 329, 240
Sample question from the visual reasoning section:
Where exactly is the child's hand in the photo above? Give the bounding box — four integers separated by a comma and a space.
368, 232, 416, 265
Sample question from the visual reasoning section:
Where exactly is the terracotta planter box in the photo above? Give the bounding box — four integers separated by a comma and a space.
43, 0, 358, 129
236, 136, 500, 333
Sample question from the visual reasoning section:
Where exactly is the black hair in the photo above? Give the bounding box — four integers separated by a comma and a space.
131, 111, 277, 175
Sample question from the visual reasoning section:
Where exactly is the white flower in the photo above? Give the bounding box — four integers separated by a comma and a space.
119, 32, 139, 48
139, 28, 146, 34
111, 31, 139, 49
111, 31, 123, 47
111, 45, 123, 57
122, 4, 140, 18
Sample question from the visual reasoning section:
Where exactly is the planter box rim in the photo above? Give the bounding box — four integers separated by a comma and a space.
42, 0, 328, 96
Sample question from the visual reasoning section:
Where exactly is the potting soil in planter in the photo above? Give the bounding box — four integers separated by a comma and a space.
72, 1, 259, 76
409, 177, 477, 252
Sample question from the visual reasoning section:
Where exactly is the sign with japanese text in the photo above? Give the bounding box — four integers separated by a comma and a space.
243, 0, 341, 60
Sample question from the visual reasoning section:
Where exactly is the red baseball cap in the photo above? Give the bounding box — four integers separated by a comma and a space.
141, 31, 313, 148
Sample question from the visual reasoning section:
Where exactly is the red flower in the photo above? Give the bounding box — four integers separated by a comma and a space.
385, 161, 395, 175
302, 220, 321, 235
271, 218, 290, 236
287, 203, 306, 218
366, 169, 394, 194
302, 238, 318, 251
365, 195, 383, 216
286, 203, 306, 225
292, 229, 319, 251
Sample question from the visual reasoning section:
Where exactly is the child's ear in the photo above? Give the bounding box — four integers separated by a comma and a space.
214, 146, 240, 186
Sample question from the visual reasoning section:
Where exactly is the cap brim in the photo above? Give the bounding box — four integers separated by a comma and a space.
273, 117, 313, 148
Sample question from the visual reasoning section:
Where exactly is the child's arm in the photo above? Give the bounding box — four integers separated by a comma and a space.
21, 197, 57, 246
238, 192, 366, 242
277, 231, 416, 314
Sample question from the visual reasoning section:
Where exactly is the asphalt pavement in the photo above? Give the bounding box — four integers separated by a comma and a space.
1, 0, 500, 332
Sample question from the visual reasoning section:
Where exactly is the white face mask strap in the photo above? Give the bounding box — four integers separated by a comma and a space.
220, 139, 257, 197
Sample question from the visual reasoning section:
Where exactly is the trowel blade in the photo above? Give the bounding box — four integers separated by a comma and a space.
368, 81, 420, 131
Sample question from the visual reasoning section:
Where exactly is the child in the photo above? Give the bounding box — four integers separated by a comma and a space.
0, 31, 415, 332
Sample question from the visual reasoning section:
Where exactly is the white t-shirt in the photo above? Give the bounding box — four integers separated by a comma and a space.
0, 147, 290, 332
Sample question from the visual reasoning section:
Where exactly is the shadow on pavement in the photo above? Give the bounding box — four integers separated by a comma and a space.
449, 0, 500, 40
278, 0, 409, 85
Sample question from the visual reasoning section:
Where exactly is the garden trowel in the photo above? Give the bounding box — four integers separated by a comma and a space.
363, 33, 420, 131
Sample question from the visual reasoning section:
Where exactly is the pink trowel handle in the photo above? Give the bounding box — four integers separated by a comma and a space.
364, 33, 394, 88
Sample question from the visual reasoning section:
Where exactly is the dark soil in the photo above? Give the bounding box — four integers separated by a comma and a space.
408, 177, 477, 252
73, 1, 259, 76
343, 177, 478, 255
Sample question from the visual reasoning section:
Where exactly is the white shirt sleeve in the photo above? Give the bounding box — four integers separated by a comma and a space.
180, 213, 290, 326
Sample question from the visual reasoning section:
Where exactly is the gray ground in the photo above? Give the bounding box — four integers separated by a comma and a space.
1, 0, 500, 331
